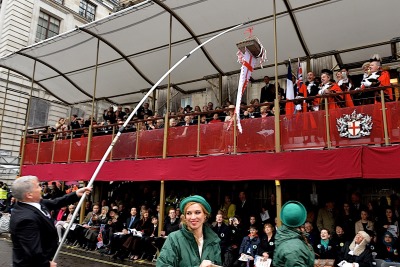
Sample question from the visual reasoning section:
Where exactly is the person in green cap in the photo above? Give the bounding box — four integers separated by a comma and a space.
157, 195, 222, 267
273, 201, 315, 267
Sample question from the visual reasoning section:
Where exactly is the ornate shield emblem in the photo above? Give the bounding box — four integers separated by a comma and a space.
336, 110, 373, 139
347, 121, 360, 137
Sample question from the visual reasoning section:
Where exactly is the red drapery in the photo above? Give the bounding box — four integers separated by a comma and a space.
21, 146, 400, 181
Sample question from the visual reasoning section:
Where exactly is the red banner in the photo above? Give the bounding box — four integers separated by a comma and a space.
362, 145, 400, 178
22, 147, 366, 181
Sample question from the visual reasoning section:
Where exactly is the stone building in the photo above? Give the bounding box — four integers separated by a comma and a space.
0, 0, 117, 183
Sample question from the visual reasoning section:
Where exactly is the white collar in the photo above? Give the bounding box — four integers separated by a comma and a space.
322, 82, 331, 89
22, 201, 41, 210
338, 78, 348, 86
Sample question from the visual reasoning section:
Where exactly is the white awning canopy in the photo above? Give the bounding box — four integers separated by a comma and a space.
0, 0, 399, 105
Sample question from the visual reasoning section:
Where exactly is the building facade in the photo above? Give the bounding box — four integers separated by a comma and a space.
0, 0, 117, 183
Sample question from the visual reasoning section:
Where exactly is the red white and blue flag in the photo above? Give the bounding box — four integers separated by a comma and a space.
297, 58, 303, 90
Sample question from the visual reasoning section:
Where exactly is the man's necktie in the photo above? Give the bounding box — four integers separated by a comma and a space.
40, 204, 51, 218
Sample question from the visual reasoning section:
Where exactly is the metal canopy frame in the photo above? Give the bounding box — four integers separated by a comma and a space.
0, 0, 399, 105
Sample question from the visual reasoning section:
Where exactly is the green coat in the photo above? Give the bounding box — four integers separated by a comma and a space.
156, 224, 222, 267
273, 225, 315, 267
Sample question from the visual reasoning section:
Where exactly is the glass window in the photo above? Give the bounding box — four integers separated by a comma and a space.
53, 0, 63, 4
28, 98, 50, 127
79, 0, 96, 22
36, 11, 60, 41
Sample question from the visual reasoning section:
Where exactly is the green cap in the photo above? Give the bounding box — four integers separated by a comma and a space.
179, 195, 212, 214
280, 201, 307, 228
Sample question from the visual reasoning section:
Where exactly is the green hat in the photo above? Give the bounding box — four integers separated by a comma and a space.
179, 195, 212, 214
280, 201, 307, 228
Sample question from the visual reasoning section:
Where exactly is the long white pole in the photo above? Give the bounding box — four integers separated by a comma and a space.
53, 21, 246, 261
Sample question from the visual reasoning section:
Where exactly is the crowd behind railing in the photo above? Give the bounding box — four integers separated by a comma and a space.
27, 86, 398, 142
2, 181, 400, 266
22, 56, 400, 164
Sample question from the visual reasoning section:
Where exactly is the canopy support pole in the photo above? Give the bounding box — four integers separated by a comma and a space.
51, 134, 56, 163
152, 90, 157, 114
19, 61, 36, 176
324, 98, 332, 149
197, 114, 201, 156
86, 39, 100, 163
68, 132, 73, 163
272, 0, 282, 227
233, 114, 237, 154
159, 13, 173, 235
36, 135, 41, 164
219, 74, 223, 107
0, 70, 10, 144
380, 90, 390, 146
135, 122, 139, 159
110, 126, 115, 161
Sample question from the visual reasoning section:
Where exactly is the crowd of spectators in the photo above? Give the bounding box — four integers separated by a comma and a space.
2, 180, 400, 266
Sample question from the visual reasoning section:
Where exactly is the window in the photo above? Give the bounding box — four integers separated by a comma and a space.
71, 107, 86, 119
28, 98, 50, 127
79, 0, 96, 22
36, 11, 60, 41
53, 0, 63, 4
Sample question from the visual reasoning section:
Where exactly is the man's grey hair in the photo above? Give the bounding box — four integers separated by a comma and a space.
12, 175, 38, 200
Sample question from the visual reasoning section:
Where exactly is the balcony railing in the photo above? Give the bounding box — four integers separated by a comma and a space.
21, 87, 400, 165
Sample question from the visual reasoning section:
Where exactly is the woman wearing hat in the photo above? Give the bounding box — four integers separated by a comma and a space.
273, 201, 315, 267
376, 231, 400, 262
224, 105, 236, 122
157, 195, 222, 267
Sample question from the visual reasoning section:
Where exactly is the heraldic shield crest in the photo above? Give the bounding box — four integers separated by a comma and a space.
336, 110, 373, 139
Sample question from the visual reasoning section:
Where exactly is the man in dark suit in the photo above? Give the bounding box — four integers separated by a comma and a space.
125, 207, 140, 229
69, 114, 83, 138
108, 207, 140, 256
153, 208, 181, 251
236, 191, 253, 229
10, 175, 91, 267
164, 208, 180, 236
260, 76, 276, 103
212, 213, 231, 262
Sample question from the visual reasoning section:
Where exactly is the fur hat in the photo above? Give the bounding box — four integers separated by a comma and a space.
383, 231, 394, 239
321, 69, 333, 77
369, 54, 381, 63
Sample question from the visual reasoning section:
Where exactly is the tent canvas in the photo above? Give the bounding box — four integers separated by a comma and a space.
0, 0, 399, 105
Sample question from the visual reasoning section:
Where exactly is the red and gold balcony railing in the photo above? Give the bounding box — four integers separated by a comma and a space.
21, 86, 400, 165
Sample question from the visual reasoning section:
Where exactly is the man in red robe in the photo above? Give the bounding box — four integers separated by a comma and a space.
361, 55, 393, 102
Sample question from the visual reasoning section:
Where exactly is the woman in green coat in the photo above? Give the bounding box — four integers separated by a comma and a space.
273, 201, 315, 267
157, 195, 222, 267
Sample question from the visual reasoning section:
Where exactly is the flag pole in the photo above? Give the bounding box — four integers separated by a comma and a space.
52, 21, 247, 262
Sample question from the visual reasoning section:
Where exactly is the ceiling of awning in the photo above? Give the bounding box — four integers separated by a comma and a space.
0, 0, 399, 105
